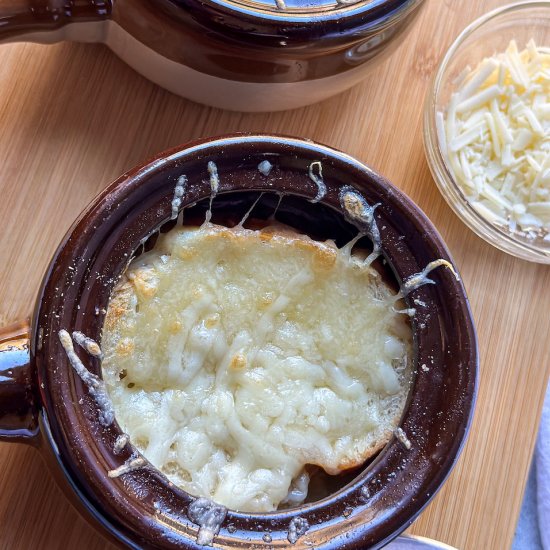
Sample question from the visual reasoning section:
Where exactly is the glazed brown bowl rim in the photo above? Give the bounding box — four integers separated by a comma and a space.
32, 134, 478, 549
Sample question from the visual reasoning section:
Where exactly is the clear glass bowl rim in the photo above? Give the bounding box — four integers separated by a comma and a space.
423, 0, 550, 263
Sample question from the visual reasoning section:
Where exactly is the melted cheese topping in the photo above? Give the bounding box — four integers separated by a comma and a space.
101, 223, 412, 512
441, 40, 550, 239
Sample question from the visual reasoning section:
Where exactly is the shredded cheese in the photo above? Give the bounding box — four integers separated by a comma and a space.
108, 456, 147, 478
72, 330, 103, 359
441, 40, 550, 239
187, 498, 227, 547
171, 175, 187, 220
394, 427, 411, 450
287, 517, 309, 544
308, 161, 327, 203
258, 160, 273, 176
59, 330, 114, 426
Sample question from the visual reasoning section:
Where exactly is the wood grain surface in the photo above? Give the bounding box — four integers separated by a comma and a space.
0, 0, 549, 548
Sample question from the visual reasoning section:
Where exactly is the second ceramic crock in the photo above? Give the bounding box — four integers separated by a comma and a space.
0, 0, 425, 111
0, 135, 477, 548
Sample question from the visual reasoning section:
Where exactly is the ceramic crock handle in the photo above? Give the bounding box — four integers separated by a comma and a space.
0, 320, 39, 443
0, 0, 111, 43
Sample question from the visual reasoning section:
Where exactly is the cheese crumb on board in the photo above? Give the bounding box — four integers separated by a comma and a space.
441, 40, 550, 239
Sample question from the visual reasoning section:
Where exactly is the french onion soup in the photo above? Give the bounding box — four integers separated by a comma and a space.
100, 210, 413, 513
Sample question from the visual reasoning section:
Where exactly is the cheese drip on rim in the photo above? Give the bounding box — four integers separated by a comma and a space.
101, 223, 412, 512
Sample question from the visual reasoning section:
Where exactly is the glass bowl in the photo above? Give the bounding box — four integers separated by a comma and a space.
423, 1, 550, 263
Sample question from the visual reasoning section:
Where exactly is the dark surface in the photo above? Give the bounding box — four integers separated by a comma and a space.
0, 0, 111, 40
0, 322, 38, 442
8, 134, 480, 549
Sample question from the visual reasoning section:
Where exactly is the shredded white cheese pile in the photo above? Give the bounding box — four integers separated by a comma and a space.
440, 40, 550, 239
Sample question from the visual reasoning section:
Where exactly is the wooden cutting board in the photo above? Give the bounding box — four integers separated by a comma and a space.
0, 0, 548, 548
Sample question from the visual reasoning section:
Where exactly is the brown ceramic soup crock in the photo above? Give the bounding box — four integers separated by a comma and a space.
0, 135, 477, 549
0, 0, 425, 111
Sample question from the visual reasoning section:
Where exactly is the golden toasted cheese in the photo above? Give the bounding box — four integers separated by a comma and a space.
101, 223, 412, 512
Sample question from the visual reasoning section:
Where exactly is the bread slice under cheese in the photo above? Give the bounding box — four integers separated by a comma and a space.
101, 222, 412, 513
